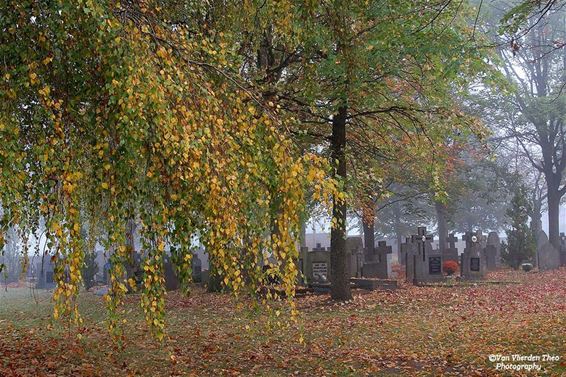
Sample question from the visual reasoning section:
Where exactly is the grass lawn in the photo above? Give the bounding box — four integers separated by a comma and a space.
1, 269, 564, 376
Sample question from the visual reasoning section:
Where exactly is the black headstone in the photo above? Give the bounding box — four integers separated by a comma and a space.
429, 256, 442, 275
470, 257, 480, 272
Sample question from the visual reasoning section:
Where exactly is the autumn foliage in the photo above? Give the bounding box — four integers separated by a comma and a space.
0, 0, 336, 338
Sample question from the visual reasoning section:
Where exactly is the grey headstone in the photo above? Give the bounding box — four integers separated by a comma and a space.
346, 236, 364, 278
461, 230, 487, 280
405, 227, 444, 284
35, 258, 56, 289
538, 239, 561, 271
164, 258, 179, 291
536, 230, 560, 270
442, 233, 459, 263
537, 230, 549, 249
484, 245, 497, 271
399, 237, 411, 266
192, 254, 203, 282
346, 236, 364, 254
486, 232, 501, 268
362, 240, 391, 279
305, 246, 331, 284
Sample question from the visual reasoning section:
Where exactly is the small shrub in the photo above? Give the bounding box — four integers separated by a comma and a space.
443, 260, 459, 276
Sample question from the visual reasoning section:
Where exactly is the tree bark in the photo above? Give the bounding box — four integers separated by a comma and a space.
435, 201, 448, 254
300, 221, 306, 248
330, 106, 351, 301
547, 189, 561, 250
530, 213, 542, 242
362, 205, 375, 258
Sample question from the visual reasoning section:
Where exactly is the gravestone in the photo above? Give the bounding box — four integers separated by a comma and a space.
298, 246, 309, 284
461, 231, 486, 280
201, 269, 210, 285
306, 245, 331, 284
537, 230, 560, 271
102, 261, 111, 285
560, 233, 566, 267
35, 258, 56, 289
346, 236, 364, 278
442, 233, 459, 263
485, 232, 501, 270
192, 254, 203, 283
483, 244, 497, 271
362, 240, 392, 279
399, 237, 411, 266
164, 257, 179, 291
405, 227, 444, 284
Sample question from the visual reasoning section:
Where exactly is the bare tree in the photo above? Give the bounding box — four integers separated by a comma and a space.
496, 11, 566, 249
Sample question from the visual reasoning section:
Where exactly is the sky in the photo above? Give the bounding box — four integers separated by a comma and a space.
306, 205, 566, 238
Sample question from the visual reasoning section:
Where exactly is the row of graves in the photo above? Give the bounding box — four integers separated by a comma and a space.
32, 227, 565, 293
400, 227, 503, 285
297, 226, 506, 291
298, 236, 397, 291
103, 254, 204, 291
31, 253, 204, 291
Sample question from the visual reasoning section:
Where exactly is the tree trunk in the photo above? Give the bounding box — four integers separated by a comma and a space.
330, 106, 351, 301
530, 217, 542, 268
530, 204, 543, 268
435, 201, 448, 254
362, 205, 375, 258
393, 204, 403, 257
547, 190, 561, 250
396, 231, 403, 264
530, 210, 542, 241
300, 221, 306, 248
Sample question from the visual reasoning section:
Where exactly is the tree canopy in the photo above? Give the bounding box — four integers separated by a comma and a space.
0, 0, 339, 338
0, 0, 522, 337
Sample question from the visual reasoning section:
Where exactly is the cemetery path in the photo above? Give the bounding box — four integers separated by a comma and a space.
0, 268, 564, 376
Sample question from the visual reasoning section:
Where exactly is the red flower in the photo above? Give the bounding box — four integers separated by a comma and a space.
443, 260, 459, 275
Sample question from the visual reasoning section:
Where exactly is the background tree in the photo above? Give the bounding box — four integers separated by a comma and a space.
370, 190, 434, 254
1, 227, 21, 286
243, 0, 495, 300
81, 251, 99, 291
503, 184, 536, 268
483, 5, 566, 250
449, 158, 512, 233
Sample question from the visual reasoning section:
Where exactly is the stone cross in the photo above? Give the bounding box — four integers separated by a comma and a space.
447, 233, 458, 249
313, 243, 325, 252
375, 240, 392, 263
411, 226, 433, 261
462, 231, 481, 247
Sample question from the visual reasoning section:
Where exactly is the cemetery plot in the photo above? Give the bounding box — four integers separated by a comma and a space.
1, 268, 563, 376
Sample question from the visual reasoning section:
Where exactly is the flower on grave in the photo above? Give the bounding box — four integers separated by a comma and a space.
443, 260, 459, 276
